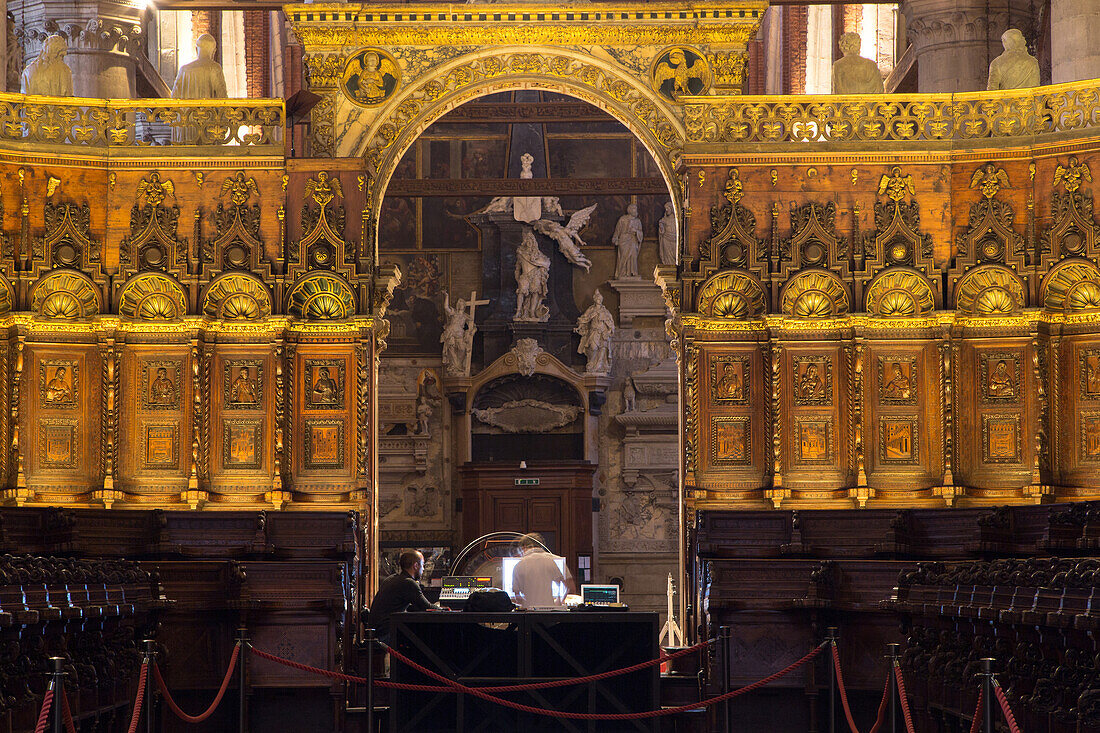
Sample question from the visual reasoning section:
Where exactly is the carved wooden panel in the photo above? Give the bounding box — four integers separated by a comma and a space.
25, 344, 100, 494
781, 345, 851, 494
291, 344, 356, 494
119, 345, 191, 490
696, 341, 767, 494
209, 349, 274, 495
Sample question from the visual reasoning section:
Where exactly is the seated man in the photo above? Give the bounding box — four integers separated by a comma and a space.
511, 533, 571, 609
367, 550, 443, 640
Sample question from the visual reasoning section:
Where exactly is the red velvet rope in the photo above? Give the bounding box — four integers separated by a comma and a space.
32, 689, 53, 733
152, 643, 240, 724
894, 664, 917, 733
252, 638, 710, 692
968, 688, 985, 733
379, 641, 826, 720
252, 641, 823, 721
126, 661, 149, 733
867, 670, 892, 733
832, 643, 863, 733
60, 689, 78, 733
994, 682, 1023, 733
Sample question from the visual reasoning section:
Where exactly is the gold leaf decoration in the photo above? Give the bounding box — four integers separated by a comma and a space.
118, 272, 188, 321
695, 270, 765, 319
201, 273, 272, 321
955, 264, 1025, 316
865, 270, 936, 318
1042, 259, 1100, 313
30, 270, 101, 319
780, 270, 849, 318
286, 272, 356, 320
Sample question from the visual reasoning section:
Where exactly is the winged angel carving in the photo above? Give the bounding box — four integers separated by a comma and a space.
653, 49, 707, 96
303, 171, 343, 207
137, 172, 175, 207
1054, 156, 1093, 193
532, 204, 598, 271
877, 166, 915, 202
970, 163, 1010, 199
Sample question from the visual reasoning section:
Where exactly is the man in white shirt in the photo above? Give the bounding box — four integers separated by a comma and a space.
511, 534, 571, 609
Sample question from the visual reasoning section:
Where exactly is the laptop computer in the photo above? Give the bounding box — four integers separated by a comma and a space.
579, 584, 625, 609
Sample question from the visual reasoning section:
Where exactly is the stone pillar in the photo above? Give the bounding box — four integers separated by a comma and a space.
1051, 0, 1100, 84
14, 0, 142, 98
901, 0, 1036, 92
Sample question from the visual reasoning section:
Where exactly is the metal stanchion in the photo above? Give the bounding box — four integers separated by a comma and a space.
143, 640, 157, 733
826, 627, 838, 733
721, 625, 732, 733
887, 643, 900, 733
238, 626, 249, 733
981, 658, 995, 733
49, 657, 65, 733
365, 628, 376, 733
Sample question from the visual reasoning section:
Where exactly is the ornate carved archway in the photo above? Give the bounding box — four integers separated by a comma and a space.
285, 1, 767, 259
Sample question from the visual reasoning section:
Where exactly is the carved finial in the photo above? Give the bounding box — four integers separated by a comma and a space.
723, 168, 743, 205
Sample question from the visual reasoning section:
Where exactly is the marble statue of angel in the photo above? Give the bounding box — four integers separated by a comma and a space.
533, 204, 597, 272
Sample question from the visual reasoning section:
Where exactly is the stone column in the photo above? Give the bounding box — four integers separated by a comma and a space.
900, 0, 1036, 92
14, 0, 142, 98
1051, 0, 1100, 84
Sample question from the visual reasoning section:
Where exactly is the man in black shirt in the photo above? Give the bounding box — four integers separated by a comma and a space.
367, 550, 443, 640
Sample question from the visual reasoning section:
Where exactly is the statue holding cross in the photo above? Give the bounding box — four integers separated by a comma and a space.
441, 290, 489, 377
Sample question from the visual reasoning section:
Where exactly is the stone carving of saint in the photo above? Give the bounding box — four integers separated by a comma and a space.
988, 360, 1015, 397
513, 152, 542, 223
798, 363, 822, 400
171, 33, 228, 99
716, 363, 743, 401
229, 366, 257, 404
612, 203, 644, 279
623, 377, 636, 412
441, 293, 474, 376
831, 32, 884, 94
416, 373, 438, 436
312, 366, 338, 404
514, 228, 550, 322
575, 290, 615, 375
21, 34, 72, 97
883, 363, 911, 400
45, 366, 71, 403
355, 52, 388, 103
658, 201, 677, 266
987, 29, 1040, 91
151, 367, 175, 404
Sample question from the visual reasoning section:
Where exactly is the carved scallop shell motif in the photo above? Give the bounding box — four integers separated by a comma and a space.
864, 270, 936, 318
1043, 260, 1100, 313
202, 273, 273, 321
286, 272, 356, 320
696, 271, 766, 319
780, 270, 850, 318
118, 272, 188, 320
955, 265, 1025, 316
31, 270, 100, 319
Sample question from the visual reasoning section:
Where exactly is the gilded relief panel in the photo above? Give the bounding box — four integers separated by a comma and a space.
223, 419, 263, 470
224, 361, 263, 409
879, 417, 918, 464
982, 414, 1021, 464
792, 356, 832, 406
141, 361, 182, 410
1080, 413, 1100, 462
210, 350, 272, 486
142, 421, 179, 470
877, 356, 916, 405
1080, 349, 1100, 400
27, 346, 98, 490
305, 360, 346, 410
710, 416, 750, 466
39, 361, 77, 408
979, 352, 1020, 402
39, 419, 77, 470
305, 419, 345, 469
709, 355, 749, 406
118, 347, 190, 487
291, 346, 356, 487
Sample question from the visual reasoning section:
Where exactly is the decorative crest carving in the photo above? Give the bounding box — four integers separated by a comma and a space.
877, 166, 915, 203
956, 165, 1024, 262
1041, 158, 1100, 260
121, 172, 187, 275
865, 167, 933, 267
221, 171, 259, 206
304, 171, 343, 208
782, 201, 845, 267
701, 168, 761, 269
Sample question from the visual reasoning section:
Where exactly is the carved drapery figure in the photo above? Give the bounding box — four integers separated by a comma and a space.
514, 228, 550, 322
313, 367, 338, 403
441, 292, 474, 375
831, 32, 884, 94
44, 366, 71, 403
514, 152, 541, 223
612, 203, 644, 279
172, 33, 228, 99
716, 363, 743, 401
987, 29, 1040, 90
229, 366, 257, 404
416, 372, 439, 436
575, 290, 614, 375
658, 201, 677, 266
20, 34, 72, 97
151, 367, 174, 404
988, 360, 1015, 397
883, 363, 911, 400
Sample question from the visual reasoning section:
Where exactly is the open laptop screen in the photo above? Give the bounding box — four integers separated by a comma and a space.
580, 584, 620, 605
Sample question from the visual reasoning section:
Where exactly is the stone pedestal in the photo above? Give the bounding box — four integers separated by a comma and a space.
608, 277, 667, 326
900, 0, 1036, 92
1051, 0, 1100, 84
14, 0, 142, 98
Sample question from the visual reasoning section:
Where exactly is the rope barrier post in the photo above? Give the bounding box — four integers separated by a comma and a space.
720, 626, 732, 733
886, 643, 900, 733
364, 628, 376, 733
143, 640, 157, 733
980, 658, 995, 733
238, 626, 249, 733
826, 627, 837, 733
49, 657, 64, 733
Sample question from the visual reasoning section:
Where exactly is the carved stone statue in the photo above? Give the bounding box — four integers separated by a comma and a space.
612, 203, 644, 279
623, 377, 636, 412
171, 33, 228, 99
514, 228, 550, 322
831, 32, 884, 94
658, 201, 677, 266
987, 29, 1039, 91
441, 293, 472, 375
20, 34, 72, 97
416, 372, 439, 436
575, 290, 615, 375
514, 152, 541, 223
